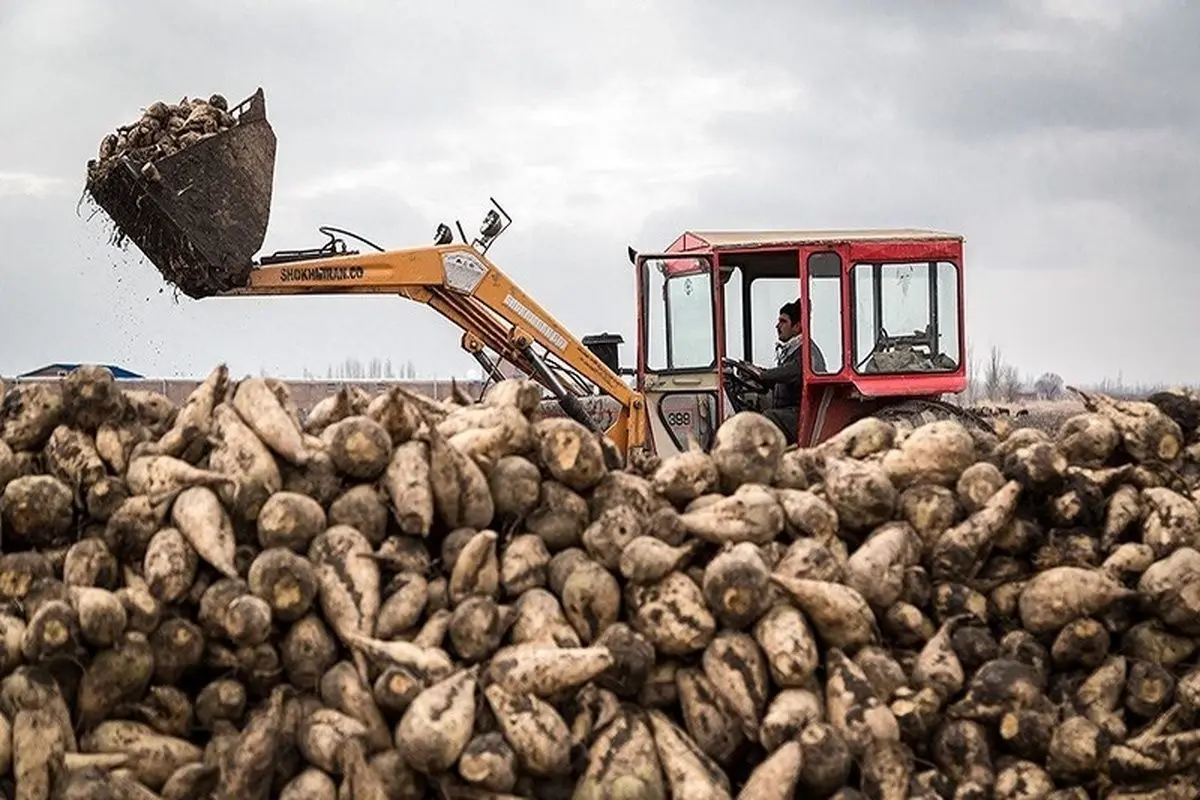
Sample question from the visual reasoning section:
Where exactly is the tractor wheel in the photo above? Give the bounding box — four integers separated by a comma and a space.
873, 398, 999, 447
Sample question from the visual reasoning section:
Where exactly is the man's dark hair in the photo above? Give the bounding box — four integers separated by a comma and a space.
779, 300, 802, 325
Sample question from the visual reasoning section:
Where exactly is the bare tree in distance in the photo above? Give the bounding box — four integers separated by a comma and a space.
963, 340, 980, 405
1034, 372, 1065, 401
983, 345, 1005, 401
937, 340, 1195, 407
322, 358, 419, 380
1000, 364, 1023, 402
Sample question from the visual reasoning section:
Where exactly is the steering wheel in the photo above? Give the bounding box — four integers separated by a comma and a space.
721, 357, 768, 397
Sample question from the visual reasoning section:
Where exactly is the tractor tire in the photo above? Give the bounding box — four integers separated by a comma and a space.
873, 398, 1000, 453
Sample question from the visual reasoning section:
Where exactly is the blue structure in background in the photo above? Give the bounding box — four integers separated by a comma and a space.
16, 363, 144, 379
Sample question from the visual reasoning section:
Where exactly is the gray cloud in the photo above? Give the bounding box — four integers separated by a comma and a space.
1, 0, 1196, 387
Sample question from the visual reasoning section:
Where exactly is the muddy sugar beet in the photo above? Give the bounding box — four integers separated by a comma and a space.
87, 94, 239, 175
7, 367, 1200, 797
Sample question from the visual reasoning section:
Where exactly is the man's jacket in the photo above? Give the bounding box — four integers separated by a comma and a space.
758, 336, 826, 408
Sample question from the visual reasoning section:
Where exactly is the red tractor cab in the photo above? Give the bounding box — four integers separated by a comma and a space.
632, 229, 978, 457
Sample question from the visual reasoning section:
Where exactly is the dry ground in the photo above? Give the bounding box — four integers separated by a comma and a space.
972, 398, 1088, 436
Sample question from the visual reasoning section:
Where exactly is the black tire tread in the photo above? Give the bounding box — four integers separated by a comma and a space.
873, 398, 996, 435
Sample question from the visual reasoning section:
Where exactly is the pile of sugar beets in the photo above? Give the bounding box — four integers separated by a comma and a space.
5, 366, 1200, 800
89, 94, 237, 168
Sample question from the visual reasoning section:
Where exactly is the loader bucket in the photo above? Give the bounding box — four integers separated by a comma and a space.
85, 88, 276, 299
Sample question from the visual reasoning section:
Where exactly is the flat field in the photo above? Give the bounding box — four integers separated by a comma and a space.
974, 398, 1088, 435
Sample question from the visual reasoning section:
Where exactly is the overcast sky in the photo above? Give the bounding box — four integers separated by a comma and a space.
1, 0, 1197, 387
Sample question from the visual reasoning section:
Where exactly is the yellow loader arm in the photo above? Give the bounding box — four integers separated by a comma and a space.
220, 241, 647, 454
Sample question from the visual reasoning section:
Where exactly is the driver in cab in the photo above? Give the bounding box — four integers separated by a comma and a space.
733, 300, 825, 443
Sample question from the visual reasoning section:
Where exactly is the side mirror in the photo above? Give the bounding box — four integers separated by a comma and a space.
627, 246, 638, 265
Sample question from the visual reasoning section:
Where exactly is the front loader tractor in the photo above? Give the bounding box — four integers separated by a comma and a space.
84, 87, 989, 466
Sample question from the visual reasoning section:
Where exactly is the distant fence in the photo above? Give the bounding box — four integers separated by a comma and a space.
1, 376, 489, 416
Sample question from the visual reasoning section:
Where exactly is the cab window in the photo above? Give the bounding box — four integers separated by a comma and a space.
807, 251, 844, 374
749, 278, 801, 366
852, 260, 961, 373
643, 257, 715, 371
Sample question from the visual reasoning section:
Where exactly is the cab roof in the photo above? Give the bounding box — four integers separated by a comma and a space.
670, 228, 962, 252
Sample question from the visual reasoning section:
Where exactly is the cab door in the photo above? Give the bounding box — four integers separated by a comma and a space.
635, 252, 720, 458
797, 246, 852, 444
